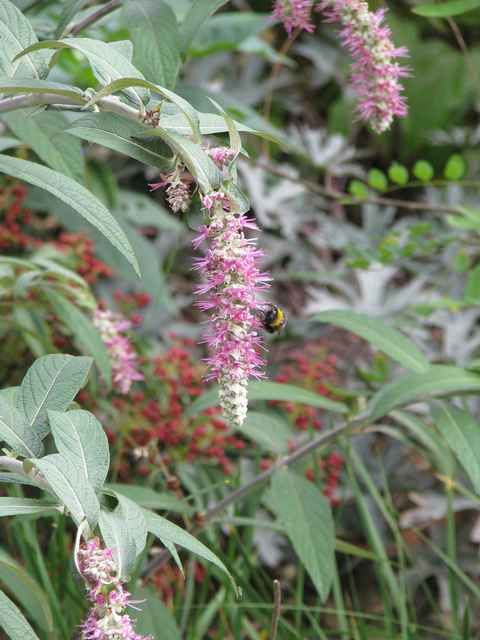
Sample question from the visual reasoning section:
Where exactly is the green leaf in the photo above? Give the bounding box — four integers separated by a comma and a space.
0, 548, 53, 633
0, 396, 43, 458
0, 136, 22, 152
444, 153, 466, 181
46, 291, 112, 388
130, 585, 181, 640
47, 410, 109, 494
241, 411, 292, 454
430, 399, 480, 492
144, 128, 218, 192
388, 162, 409, 186
367, 366, 480, 423
144, 510, 237, 594
465, 264, 480, 303
15, 354, 92, 440
183, 380, 348, 419
99, 508, 138, 581
190, 12, 270, 57
367, 168, 388, 192
0, 588, 41, 640
110, 492, 148, 558
116, 190, 182, 231
312, 310, 429, 373
106, 484, 195, 514
15, 39, 150, 106
179, 0, 229, 59
32, 454, 100, 528
209, 98, 241, 162
0, 155, 140, 277
64, 112, 173, 170
271, 470, 335, 602
412, 160, 434, 182
0, 76, 84, 100
1, 111, 85, 183
55, 0, 90, 38
348, 179, 369, 198
446, 206, 480, 231
0, 497, 59, 517
123, 0, 180, 90
0, 0, 50, 79
412, 0, 480, 17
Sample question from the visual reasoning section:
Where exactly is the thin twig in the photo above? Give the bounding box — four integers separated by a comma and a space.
268, 580, 282, 640
139, 414, 366, 580
446, 16, 480, 102
70, 0, 123, 36
0, 456, 56, 494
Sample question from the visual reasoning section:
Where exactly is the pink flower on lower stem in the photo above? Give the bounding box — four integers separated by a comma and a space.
192, 192, 270, 428
149, 163, 192, 213
93, 308, 144, 394
269, 0, 315, 36
77, 538, 152, 640
316, 0, 411, 133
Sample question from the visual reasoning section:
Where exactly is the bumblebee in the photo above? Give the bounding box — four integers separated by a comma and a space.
261, 304, 286, 335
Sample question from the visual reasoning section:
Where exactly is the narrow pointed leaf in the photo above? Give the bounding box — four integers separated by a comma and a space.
55, 0, 90, 37
0, 155, 140, 276
0, 76, 84, 99
412, 0, 480, 16
47, 410, 109, 494
179, 0, 229, 59
32, 454, 100, 528
0, 589, 41, 640
312, 310, 430, 373
0, 497, 59, 516
15, 354, 92, 440
99, 508, 137, 581
272, 470, 335, 601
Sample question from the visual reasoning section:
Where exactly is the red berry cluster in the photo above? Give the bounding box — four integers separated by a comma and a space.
106, 336, 248, 479
113, 289, 151, 324
52, 233, 112, 283
306, 452, 343, 505
273, 349, 340, 431
0, 184, 35, 252
152, 560, 206, 601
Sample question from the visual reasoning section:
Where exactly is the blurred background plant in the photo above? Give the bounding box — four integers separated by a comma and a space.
2, 0, 480, 639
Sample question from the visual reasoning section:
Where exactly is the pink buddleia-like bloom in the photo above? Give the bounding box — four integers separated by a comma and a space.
93, 308, 144, 394
204, 146, 236, 170
316, 0, 410, 133
149, 163, 192, 213
269, 0, 315, 36
77, 538, 152, 640
192, 192, 271, 428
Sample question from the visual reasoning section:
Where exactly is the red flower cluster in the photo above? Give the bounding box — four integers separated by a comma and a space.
0, 184, 34, 251
52, 233, 112, 283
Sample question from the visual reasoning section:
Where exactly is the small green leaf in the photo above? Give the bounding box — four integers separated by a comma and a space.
32, 454, 100, 528
412, 160, 434, 182
47, 410, 109, 494
0, 155, 140, 277
465, 264, 480, 303
367, 168, 388, 192
106, 484, 195, 513
15, 354, 92, 439
190, 12, 270, 57
311, 310, 430, 373
452, 251, 471, 273
348, 179, 369, 198
430, 399, 480, 492
412, 0, 480, 17
272, 470, 335, 602
444, 154, 466, 181
388, 162, 409, 186
179, 0, 229, 59
0, 588, 41, 640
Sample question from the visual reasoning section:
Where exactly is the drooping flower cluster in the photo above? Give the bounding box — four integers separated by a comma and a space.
149, 163, 192, 213
77, 537, 151, 640
192, 191, 270, 428
269, 0, 315, 36
315, 0, 410, 133
93, 308, 144, 394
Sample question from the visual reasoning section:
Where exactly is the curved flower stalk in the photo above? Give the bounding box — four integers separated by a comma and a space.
77, 537, 152, 640
192, 191, 271, 428
269, 0, 315, 36
93, 308, 144, 394
315, 0, 410, 133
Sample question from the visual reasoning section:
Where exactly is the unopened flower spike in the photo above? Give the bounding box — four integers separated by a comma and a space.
315, 0, 411, 133
192, 191, 271, 428
204, 145, 236, 170
149, 162, 192, 213
77, 537, 152, 640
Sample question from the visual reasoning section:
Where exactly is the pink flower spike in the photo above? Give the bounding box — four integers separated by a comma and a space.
269, 0, 315, 36
315, 0, 411, 133
192, 192, 271, 428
